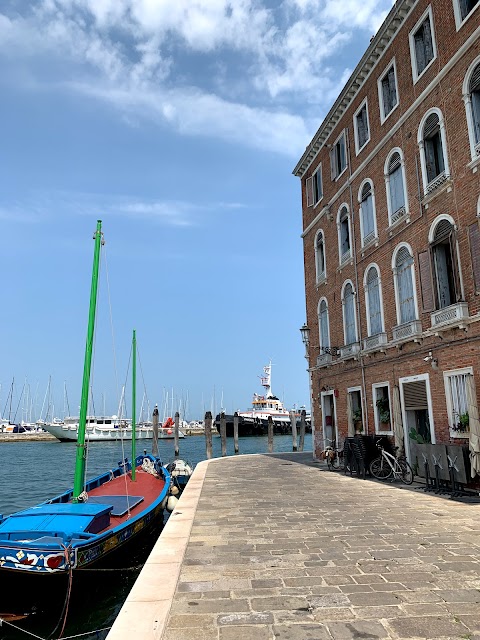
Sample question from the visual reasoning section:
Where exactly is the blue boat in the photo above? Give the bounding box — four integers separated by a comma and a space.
0, 222, 171, 621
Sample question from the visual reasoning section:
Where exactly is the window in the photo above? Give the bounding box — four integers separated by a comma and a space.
410, 7, 436, 82
347, 387, 363, 435
378, 61, 398, 122
385, 150, 407, 225
330, 132, 347, 180
315, 230, 326, 283
337, 205, 351, 264
444, 368, 473, 436
318, 298, 330, 351
354, 100, 370, 153
306, 165, 323, 206
463, 59, 480, 160
365, 265, 384, 336
393, 245, 417, 324
373, 383, 392, 434
454, 0, 480, 27
342, 281, 357, 345
418, 109, 449, 193
359, 180, 376, 246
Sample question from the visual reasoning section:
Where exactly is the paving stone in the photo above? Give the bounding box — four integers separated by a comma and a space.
436, 590, 480, 603
217, 612, 274, 626
389, 615, 469, 638
326, 620, 390, 639
272, 623, 331, 639
219, 625, 274, 640
347, 591, 402, 606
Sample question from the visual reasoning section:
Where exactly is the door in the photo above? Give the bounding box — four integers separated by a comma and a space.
321, 391, 337, 448
399, 374, 436, 462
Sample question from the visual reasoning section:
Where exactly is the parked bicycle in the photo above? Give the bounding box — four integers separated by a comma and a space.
369, 438, 414, 484
323, 438, 344, 471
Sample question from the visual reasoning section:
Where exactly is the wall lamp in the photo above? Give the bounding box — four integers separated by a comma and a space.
424, 351, 438, 369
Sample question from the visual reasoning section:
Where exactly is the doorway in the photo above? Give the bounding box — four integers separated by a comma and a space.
399, 374, 436, 461
321, 391, 338, 448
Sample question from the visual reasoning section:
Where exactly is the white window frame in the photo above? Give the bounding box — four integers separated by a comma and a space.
314, 229, 326, 284
399, 372, 436, 463
363, 263, 385, 337
358, 179, 378, 247
337, 203, 352, 265
377, 58, 399, 124
318, 297, 330, 350
353, 98, 370, 155
453, 0, 480, 30
372, 382, 393, 435
417, 107, 450, 194
330, 131, 348, 181
341, 279, 358, 346
462, 55, 480, 162
409, 6, 437, 84
347, 386, 364, 432
391, 242, 420, 326
443, 367, 474, 438
428, 213, 464, 308
384, 147, 409, 226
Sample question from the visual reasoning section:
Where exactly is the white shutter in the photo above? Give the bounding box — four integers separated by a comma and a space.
306, 177, 314, 207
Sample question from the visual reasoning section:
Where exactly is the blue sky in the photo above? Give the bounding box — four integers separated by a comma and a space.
0, 0, 391, 422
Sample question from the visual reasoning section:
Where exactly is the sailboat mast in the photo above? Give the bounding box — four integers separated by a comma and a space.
131, 329, 137, 481
73, 220, 103, 503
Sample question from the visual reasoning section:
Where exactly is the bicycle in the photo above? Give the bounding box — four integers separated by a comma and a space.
369, 438, 414, 484
323, 438, 344, 471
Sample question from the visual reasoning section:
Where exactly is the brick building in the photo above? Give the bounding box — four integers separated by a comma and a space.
293, 0, 480, 471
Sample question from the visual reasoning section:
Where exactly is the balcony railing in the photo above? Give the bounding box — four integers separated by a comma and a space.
316, 352, 332, 367
340, 249, 351, 266
363, 332, 388, 352
392, 319, 422, 342
425, 171, 449, 195
431, 302, 469, 329
339, 342, 360, 359
390, 206, 406, 226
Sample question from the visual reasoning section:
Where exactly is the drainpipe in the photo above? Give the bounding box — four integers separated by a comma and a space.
345, 129, 370, 435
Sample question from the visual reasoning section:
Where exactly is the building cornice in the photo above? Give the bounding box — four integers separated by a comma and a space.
292, 0, 418, 179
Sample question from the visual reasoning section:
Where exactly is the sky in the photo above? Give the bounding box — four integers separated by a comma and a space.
0, 0, 392, 422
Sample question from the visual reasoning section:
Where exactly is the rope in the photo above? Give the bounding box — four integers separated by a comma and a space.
0, 618, 112, 640
47, 546, 73, 640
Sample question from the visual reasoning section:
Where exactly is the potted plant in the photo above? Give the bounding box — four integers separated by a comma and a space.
453, 412, 469, 433
376, 397, 390, 425
352, 408, 363, 433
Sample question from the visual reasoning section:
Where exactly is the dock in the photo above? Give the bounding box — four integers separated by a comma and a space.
108, 452, 480, 640
0, 432, 57, 442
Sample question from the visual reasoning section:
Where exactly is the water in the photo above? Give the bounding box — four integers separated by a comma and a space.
0, 433, 312, 640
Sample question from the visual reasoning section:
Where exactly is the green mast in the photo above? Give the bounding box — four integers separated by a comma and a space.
131, 329, 137, 481
73, 220, 103, 503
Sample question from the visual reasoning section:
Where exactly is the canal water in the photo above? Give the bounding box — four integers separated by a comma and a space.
0, 433, 312, 640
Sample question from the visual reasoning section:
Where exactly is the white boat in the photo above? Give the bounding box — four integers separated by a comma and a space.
43, 415, 186, 441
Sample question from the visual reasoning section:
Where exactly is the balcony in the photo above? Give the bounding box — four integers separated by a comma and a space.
390, 206, 406, 226
431, 302, 469, 329
316, 352, 332, 367
363, 332, 388, 352
425, 171, 449, 195
392, 319, 422, 342
339, 342, 360, 359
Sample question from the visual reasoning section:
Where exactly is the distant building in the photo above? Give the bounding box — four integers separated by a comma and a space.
293, 0, 480, 466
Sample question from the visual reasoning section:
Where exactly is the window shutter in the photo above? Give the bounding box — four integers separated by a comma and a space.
471, 89, 480, 144
389, 152, 401, 172
344, 285, 356, 344
396, 248, 416, 323
388, 67, 397, 109
330, 148, 336, 180
418, 250, 435, 312
306, 177, 314, 207
390, 165, 405, 213
433, 219, 453, 242
448, 232, 462, 302
414, 31, 426, 74
382, 77, 390, 114
367, 267, 382, 335
469, 63, 480, 93
424, 113, 439, 138
403, 381, 428, 410
469, 223, 480, 293
423, 17, 433, 65
319, 301, 329, 348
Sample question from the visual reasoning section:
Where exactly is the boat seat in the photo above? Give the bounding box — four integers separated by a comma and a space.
87, 495, 144, 517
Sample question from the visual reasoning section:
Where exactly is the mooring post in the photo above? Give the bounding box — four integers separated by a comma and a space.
233, 412, 239, 454
205, 410, 213, 459
299, 409, 306, 452
174, 411, 180, 457
290, 411, 298, 452
268, 415, 273, 453
152, 405, 159, 457
220, 411, 227, 457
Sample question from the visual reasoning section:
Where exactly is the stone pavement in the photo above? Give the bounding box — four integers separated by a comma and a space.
109, 452, 480, 640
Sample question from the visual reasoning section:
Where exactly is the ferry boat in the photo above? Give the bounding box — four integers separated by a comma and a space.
215, 363, 310, 436
43, 415, 186, 441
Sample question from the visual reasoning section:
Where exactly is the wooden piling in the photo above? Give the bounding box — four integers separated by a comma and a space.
290, 411, 298, 452
267, 415, 273, 453
233, 412, 239, 454
174, 411, 180, 457
220, 412, 227, 457
152, 405, 159, 457
205, 411, 213, 459
299, 409, 306, 452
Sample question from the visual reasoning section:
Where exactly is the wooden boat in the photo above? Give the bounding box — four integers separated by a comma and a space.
0, 221, 170, 621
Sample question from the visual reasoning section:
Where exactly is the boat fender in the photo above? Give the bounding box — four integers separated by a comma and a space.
170, 484, 180, 496
160, 496, 168, 509
166, 495, 179, 512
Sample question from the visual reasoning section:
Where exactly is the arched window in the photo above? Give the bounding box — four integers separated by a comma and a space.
342, 282, 357, 345
418, 109, 449, 193
463, 58, 480, 160
365, 265, 384, 336
315, 231, 326, 283
318, 299, 330, 351
337, 205, 351, 264
393, 245, 417, 324
385, 150, 407, 225
430, 217, 460, 308
359, 180, 376, 246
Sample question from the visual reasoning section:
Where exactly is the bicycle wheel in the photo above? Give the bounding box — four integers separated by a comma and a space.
369, 456, 393, 480
331, 453, 342, 470
398, 459, 414, 485
326, 452, 337, 471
